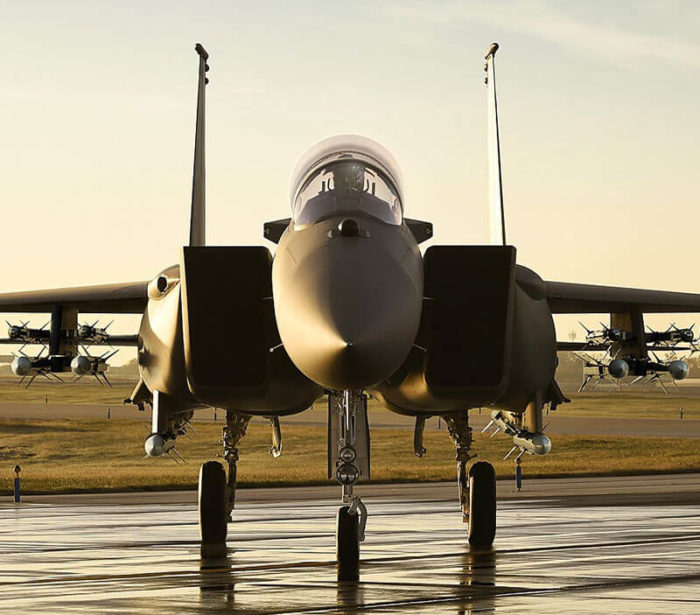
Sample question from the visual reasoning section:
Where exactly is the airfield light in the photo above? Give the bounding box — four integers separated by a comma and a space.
13, 465, 21, 503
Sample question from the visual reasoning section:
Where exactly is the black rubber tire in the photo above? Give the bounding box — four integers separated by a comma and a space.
467, 461, 496, 548
199, 461, 227, 545
336, 506, 360, 581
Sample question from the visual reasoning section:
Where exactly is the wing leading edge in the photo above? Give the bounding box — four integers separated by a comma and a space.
0, 281, 149, 314
546, 281, 700, 314
3, 278, 698, 317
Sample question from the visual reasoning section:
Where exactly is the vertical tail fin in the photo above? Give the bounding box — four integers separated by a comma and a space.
484, 42, 506, 246
189, 43, 209, 247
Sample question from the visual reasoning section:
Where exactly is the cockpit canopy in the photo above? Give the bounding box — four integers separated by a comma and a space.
290, 135, 404, 227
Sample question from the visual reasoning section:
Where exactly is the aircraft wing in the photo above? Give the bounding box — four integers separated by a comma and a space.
546, 281, 700, 314
555, 340, 690, 352
0, 281, 149, 314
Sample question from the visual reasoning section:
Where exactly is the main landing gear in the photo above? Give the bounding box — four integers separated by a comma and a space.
443, 412, 496, 548
199, 410, 250, 546
329, 390, 369, 581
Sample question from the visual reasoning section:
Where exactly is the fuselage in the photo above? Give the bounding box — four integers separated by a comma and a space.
272, 213, 423, 390
134, 135, 559, 420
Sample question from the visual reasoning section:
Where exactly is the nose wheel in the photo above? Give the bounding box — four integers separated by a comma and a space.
337, 505, 360, 581
336, 493, 368, 581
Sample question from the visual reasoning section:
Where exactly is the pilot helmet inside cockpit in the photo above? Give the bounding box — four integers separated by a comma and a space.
290, 135, 404, 227
331, 159, 365, 193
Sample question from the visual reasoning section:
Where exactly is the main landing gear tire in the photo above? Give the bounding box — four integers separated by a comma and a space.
199, 461, 227, 545
467, 461, 496, 549
337, 506, 360, 582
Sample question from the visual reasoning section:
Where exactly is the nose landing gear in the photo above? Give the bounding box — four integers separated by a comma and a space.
329, 390, 370, 581
443, 411, 496, 548
336, 496, 368, 581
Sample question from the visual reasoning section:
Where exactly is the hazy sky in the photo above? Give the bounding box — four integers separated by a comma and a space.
2, 0, 699, 354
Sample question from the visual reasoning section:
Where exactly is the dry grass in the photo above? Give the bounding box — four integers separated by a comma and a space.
0, 377, 135, 405
1, 418, 698, 494
553, 392, 700, 419
0, 377, 698, 421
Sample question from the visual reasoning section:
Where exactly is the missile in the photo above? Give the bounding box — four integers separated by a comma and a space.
6, 321, 50, 344
512, 432, 551, 456
71, 355, 92, 376
11, 356, 33, 377
670, 328, 695, 343
78, 320, 113, 344
144, 433, 185, 463
144, 433, 175, 457
668, 359, 689, 381
484, 410, 551, 460
607, 358, 630, 379
69, 351, 116, 385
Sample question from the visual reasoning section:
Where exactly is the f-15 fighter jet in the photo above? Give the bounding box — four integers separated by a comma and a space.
3, 43, 700, 581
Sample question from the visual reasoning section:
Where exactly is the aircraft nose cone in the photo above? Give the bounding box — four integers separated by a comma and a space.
275, 242, 422, 390
316, 293, 410, 389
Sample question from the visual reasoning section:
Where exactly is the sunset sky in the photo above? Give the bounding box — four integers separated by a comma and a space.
2, 1, 699, 358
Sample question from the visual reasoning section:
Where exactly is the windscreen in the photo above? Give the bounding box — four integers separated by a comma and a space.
293, 155, 402, 226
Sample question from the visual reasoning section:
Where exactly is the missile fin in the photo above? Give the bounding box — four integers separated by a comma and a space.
504, 445, 518, 461
481, 419, 495, 433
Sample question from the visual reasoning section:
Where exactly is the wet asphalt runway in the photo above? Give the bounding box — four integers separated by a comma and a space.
2, 477, 699, 614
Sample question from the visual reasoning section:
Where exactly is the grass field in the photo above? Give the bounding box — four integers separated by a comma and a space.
0, 376, 699, 421
0, 378, 135, 405
1, 418, 698, 494
550, 392, 699, 419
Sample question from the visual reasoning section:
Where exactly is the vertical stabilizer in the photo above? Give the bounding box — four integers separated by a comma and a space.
484, 43, 506, 246
189, 43, 209, 247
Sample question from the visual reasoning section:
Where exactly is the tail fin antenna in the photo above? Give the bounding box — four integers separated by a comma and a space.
189, 43, 209, 247
484, 42, 506, 246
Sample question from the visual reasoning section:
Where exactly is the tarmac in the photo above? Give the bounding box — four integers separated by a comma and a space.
2, 475, 699, 613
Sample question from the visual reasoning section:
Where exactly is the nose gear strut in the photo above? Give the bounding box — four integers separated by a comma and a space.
329, 389, 369, 581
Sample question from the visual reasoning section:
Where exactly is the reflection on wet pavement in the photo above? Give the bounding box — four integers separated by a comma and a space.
1, 495, 699, 613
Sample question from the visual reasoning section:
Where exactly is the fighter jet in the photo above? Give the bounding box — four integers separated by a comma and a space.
3, 43, 700, 581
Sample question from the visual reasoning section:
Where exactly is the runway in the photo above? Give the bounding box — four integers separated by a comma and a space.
2, 476, 699, 613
